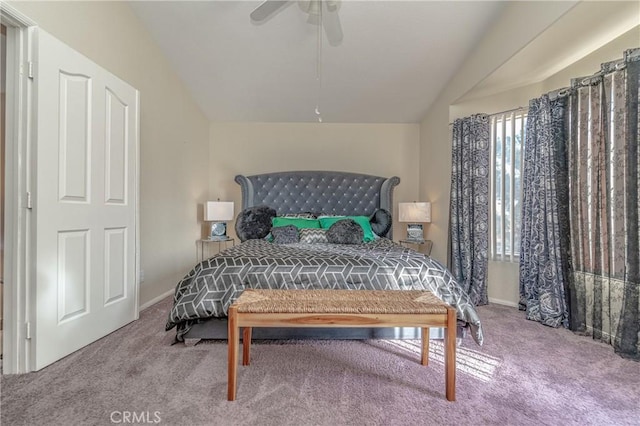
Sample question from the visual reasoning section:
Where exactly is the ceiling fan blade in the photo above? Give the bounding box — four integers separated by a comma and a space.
322, 3, 343, 46
250, 0, 289, 22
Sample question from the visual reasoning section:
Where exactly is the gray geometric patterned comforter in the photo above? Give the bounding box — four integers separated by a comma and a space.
166, 238, 484, 345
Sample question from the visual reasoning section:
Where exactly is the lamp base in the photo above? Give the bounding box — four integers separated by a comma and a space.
406, 223, 424, 241
209, 222, 228, 240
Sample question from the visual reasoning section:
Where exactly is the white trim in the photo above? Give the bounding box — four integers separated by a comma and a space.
139, 288, 174, 311
489, 297, 519, 308
2, 10, 35, 374
0, 3, 37, 27
134, 89, 141, 320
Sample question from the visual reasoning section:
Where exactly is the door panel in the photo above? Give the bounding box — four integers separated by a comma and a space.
58, 71, 90, 203
105, 88, 128, 205
35, 29, 138, 370
57, 230, 89, 322
104, 227, 127, 305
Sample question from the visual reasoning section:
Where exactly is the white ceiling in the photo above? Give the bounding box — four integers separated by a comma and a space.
129, 1, 505, 123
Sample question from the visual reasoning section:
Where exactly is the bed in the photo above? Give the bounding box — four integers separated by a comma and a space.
166, 170, 483, 345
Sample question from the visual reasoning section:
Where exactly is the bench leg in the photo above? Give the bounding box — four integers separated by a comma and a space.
243, 327, 252, 366
227, 307, 239, 401
421, 327, 429, 366
445, 307, 456, 401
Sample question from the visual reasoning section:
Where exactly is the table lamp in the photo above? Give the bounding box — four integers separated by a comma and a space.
204, 201, 234, 240
398, 202, 431, 241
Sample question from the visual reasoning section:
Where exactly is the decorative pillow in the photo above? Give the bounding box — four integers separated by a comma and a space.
319, 216, 376, 242
235, 205, 277, 242
369, 208, 392, 237
272, 217, 321, 229
280, 212, 318, 219
299, 228, 329, 244
326, 219, 363, 245
271, 225, 299, 244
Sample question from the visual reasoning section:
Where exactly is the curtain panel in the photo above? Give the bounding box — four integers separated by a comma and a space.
567, 48, 640, 359
449, 114, 490, 306
518, 93, 572, 328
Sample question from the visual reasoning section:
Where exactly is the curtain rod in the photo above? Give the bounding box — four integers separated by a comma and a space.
448, 106, 526, 126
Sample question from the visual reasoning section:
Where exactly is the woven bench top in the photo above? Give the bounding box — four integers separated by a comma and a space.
233, 289, 449, 315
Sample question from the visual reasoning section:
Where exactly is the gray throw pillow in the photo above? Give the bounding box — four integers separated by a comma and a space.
271, 225, 299, 244
326, 219, 363, 245
235, 205, 277, 242
299, 228, 329, 244
370, 208, 392, 237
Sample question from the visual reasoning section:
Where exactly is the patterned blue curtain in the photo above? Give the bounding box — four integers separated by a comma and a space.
567, 48, 640, 360
518, 93, 571, 328
449, 114, 490, 306
520, 48, 639, 360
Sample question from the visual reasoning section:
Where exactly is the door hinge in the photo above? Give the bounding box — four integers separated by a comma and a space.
25, 322, 32, 340
26, 191, 33, 209
28, 61, 34, 79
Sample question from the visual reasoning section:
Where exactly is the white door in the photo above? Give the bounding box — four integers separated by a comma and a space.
34, 29, 139, 370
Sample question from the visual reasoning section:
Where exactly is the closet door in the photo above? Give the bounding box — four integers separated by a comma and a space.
34, 29, 139, 370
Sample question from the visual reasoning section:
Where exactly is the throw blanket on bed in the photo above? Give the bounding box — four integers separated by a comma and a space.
166, 239, 484, 345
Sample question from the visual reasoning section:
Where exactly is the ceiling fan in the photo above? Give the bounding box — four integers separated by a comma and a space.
250, 0, 344, 46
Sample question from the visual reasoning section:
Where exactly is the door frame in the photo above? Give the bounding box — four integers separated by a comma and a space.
1, 2, 36, 374
1, 3, 141, 374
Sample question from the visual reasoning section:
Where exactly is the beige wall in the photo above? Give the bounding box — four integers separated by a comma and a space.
9, 1, 211, 306
420, 0, 639, 306
209, 123, 421, 242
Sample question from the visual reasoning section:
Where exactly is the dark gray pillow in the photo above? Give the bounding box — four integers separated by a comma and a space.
326, 219, 363, 245
271, 225, 299, 244
370, 208, 392, 237
235, 205, 277, 242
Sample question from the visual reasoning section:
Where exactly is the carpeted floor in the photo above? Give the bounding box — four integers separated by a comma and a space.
1, 297, 639, 426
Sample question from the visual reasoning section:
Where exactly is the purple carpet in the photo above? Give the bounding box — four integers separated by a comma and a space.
1, 297, 638, 425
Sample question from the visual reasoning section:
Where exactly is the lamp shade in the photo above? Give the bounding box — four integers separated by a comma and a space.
204, 201, 234, 222
398, 202, 431, 223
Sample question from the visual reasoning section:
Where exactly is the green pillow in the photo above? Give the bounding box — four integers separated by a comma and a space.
272, 217, 321, 230
318, 216, 376, 242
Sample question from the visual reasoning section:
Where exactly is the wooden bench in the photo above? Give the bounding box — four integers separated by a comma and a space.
227, 289, 457, 401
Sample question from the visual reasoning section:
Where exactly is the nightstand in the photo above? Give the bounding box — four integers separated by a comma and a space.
198, 237, 235, 262
399, 239, 433, 256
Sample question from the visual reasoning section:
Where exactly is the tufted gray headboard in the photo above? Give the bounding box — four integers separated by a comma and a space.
235, 171, 401, 239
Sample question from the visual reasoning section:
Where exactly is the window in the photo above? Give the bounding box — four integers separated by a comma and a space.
490, 110, 527, 261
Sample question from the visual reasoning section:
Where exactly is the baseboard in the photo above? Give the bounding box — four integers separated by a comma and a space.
139, 288, 174, 311
489, 297, 519, 308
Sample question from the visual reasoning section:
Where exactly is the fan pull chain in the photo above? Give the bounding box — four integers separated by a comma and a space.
315, 1, 323, 123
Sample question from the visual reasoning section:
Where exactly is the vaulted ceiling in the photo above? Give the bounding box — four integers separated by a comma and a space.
129, 1, 639, 123
129, 1, 504, 123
